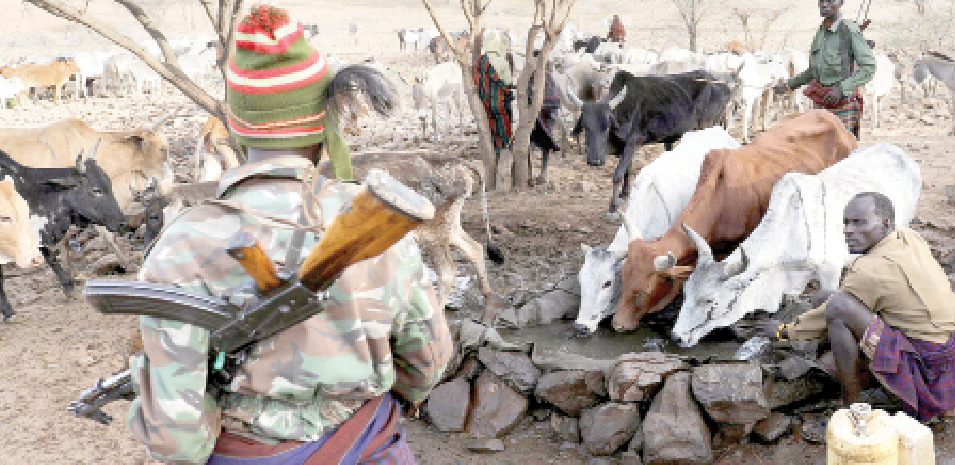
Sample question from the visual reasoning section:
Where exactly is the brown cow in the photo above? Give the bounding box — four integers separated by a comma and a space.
614, 110, 857, 331
0, 118, 169, 212
0, 60, 81, 103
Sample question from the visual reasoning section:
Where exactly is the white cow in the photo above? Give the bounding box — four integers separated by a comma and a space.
673, 143, 921, 347
65, 51, 114, 98
574, 127, 740, 335
412, 61, 465, 141
417, 28, 440, 54
864, 53, 896, 128
736, 52, 787, 141
622, 48, 660, 66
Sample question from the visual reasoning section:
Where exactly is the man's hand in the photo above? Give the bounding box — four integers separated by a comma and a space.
823, 86, 844, 106
773, 81, 790, 95
753, 319, 786, 341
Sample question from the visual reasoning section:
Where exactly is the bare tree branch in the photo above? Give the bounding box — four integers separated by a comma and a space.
115, 0, 180, 68
24, 0, 223, 119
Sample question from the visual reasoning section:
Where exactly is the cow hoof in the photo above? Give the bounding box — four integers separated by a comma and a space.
535, 176, 546, 186
604, 211, 621, 223
2, 312, 14, 323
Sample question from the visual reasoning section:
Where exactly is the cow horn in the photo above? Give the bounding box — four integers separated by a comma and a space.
87, 138, 101, 161
653, 251, 677, 272
681, 223, 714, 264
75, 148, 85, 173
606, 85, 627, 110
721, 248, 749, 278
622, 215, 642, 241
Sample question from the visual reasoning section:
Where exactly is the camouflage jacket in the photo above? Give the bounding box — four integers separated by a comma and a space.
125, 157, 453, 464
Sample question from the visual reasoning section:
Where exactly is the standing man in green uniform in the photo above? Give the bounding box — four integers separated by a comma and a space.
774, 0, 876, 138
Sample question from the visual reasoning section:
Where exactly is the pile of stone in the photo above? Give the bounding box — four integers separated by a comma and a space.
424, 321, 834, 464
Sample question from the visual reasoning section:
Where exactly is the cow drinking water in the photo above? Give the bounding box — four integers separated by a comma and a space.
614, 110, 856, 332
575, 127, 739, 336
673, 143, 921, 347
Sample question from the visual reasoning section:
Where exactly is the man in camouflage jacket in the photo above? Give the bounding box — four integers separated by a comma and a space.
126, 154, 453, 463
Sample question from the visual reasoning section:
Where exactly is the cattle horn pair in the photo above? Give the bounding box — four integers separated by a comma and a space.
681, 223, 713, 264
75, 138, 101, 173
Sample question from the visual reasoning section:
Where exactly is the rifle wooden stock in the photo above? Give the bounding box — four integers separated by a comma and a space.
300, 170, 434, 292
225, 232, 282, 292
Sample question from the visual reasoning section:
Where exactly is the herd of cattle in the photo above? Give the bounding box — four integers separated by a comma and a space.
573, 109, 923, 348
0, 22, 945, 353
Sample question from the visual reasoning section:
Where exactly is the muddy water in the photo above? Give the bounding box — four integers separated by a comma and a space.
499, 321, 742, 363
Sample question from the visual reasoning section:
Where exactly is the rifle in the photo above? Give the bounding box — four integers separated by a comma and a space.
67, 169, 435, 424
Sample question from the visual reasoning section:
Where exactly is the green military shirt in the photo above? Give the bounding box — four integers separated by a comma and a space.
125, 157, 453, 463
787, 18, 877, 96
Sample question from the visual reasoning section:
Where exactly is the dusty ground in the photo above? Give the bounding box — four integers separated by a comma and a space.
1, 0, 955, 463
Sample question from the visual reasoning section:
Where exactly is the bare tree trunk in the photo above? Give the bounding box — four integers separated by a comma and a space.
508, 0, 577, 190
422, 0, 499, 189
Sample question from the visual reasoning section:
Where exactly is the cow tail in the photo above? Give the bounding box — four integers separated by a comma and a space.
325, 65, 399, 123
462, 159, 504, 265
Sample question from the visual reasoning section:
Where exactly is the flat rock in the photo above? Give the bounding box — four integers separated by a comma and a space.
643, 372, 712, 464
551, 413, 581, 442
497, 276, 580, 327
532, 350, 616, 372
606, 352, 686, 402
764, 376, 828, 409
478, 347, 541, 394
753, 412, 792, 443
585, 368, 608, 397
580, 403, 641, 456
627, 421, 643, 454
691, 363, 769, 425
467, 438, 505, 453
620, 451, 643, 465
425, 378, 472, 432
467, 370, 529, 438
587, 457, 616, 465
535, 370, 601, 416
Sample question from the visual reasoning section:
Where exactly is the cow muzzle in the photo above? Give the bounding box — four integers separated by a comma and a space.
671, 329, 695, 349
572, 322, 596, 338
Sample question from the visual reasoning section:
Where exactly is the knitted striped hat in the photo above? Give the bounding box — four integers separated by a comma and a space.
226, 5, 334, 150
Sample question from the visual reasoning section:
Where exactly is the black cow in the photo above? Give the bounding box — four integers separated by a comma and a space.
0, 145, 124, 319
570, 69, 733, 216
573, 36, 607, 54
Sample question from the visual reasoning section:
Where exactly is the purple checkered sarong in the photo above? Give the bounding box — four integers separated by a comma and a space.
863, 317, 955, 421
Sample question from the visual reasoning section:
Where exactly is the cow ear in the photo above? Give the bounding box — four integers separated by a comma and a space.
124, 134, 146, 147
662, 265, 694, 280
